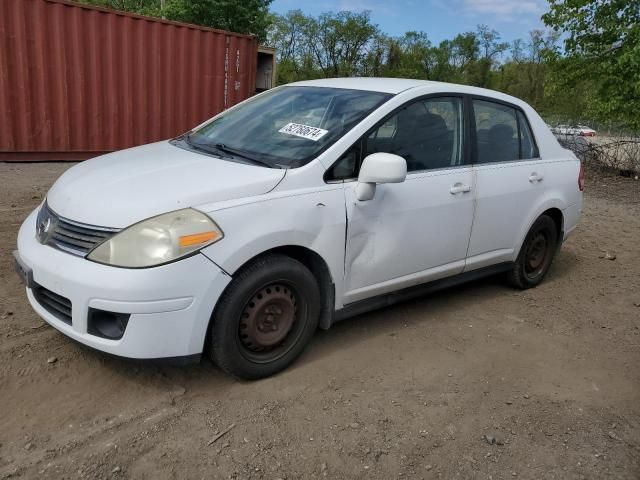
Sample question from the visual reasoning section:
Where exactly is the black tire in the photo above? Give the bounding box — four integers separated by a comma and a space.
508, 215, 558, 289
209, 254, 320, 380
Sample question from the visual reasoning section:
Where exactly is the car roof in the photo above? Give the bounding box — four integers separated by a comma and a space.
286, 77, 529, 105
288, 77, 431, 94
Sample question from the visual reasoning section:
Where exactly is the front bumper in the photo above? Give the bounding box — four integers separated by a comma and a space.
16, 209, 231, 359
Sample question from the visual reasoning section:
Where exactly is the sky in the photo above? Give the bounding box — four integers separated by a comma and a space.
270, 0, 551, 44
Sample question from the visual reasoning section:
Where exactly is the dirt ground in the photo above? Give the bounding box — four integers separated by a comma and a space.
1, 162, 639, 480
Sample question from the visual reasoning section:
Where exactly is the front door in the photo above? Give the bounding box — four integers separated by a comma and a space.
342, 96, 475, 304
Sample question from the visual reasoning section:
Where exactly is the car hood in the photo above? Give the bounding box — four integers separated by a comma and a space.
46, 141, 286, 228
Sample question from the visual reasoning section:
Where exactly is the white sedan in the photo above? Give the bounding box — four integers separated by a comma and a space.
15, 78, 583, 378
552, 124, 596, 136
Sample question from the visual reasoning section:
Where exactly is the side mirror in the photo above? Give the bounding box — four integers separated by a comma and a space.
355, 153, 407, 201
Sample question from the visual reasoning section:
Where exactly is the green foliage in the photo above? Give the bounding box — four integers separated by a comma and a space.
496, 30, 561, 112
269, 18, 519, 90
81, 0, 156, 10
161, 0, 273, 42
269, 10, 380, 78
543, 0, 640, 129
79, 0, 274, 42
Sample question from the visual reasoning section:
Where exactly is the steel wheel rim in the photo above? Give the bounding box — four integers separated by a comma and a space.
237, 283, 304, 363
524, 231, 550, 278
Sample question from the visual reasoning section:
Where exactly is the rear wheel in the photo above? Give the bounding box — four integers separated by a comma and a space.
508, 215, 558, 289
209, 254, 320, 379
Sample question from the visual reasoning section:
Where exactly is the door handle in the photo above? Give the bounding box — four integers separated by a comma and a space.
450, 183, 471, 194
529, 172, 544, 183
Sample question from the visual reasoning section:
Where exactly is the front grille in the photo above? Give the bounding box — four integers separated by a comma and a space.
32, 284, 72, 325
37, 202, 119, 256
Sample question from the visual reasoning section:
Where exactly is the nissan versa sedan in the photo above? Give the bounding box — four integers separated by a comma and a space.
14, 78, 584, 379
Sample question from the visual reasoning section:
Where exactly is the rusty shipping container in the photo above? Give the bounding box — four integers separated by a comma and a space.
0, 0, 276, 161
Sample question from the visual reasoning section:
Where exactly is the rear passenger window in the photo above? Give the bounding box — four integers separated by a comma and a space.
473, 100, 519, 163
366, 97, 464, 172
473, 100, 540, 163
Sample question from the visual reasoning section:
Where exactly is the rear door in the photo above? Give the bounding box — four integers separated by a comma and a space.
465, 98, 545, 270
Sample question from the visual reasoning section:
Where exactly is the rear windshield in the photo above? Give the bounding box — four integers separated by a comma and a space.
186, 86, 391, 168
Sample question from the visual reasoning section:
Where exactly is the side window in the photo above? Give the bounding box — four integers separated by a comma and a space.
365, 97, 464, 172
517, 110, 539, 159
473, 100, 519, 164
324, 144, 360, 181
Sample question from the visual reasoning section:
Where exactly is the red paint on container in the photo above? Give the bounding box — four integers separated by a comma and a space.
0, 0, 260, 161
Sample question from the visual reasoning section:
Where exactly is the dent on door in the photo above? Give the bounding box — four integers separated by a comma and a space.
344, 186, 390, 291
341, 168, 476, 304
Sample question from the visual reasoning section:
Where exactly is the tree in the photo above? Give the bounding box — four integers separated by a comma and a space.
497, 30, 560, 109
81, 0, 158, 11
543, 0, 640, 128
447, 32, 481, 84
306, 11, 379, 77
477, 25, 509, 62
424, 40, 458, 82
360, 34, 390, 77
267, 10, 318, 83
450, 32, 480, 70
472, 25, 508, 87
161, 0, 274, 42
267, 10, 379, 81
378, 31, 432, 79
79, 0, 274, 42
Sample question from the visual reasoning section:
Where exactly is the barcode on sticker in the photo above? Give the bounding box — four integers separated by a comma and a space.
278, 123, 329, 141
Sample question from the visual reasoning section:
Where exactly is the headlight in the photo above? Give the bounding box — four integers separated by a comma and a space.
87, 208, 223, 268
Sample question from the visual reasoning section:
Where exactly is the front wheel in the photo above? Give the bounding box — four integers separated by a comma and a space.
209, 254, 320, 379
508, 215, 558, 289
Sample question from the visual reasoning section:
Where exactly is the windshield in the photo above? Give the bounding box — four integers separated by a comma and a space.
186, 86, 392, 168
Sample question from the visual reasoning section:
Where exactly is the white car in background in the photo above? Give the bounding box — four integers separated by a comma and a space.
14, 78, 584, 379
552, 124, 596, 137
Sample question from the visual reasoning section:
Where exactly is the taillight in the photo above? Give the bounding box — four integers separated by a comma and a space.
578, 162, 585, 191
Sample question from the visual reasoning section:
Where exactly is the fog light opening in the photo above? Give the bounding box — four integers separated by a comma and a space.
88, 308, 130, 340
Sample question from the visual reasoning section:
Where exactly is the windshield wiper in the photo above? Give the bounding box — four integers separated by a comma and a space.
184, 135, 275, 168
182, 135, 234, 159
213, 143, 275, 169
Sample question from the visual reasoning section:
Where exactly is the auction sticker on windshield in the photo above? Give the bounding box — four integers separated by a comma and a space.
278, 123, 329, 141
